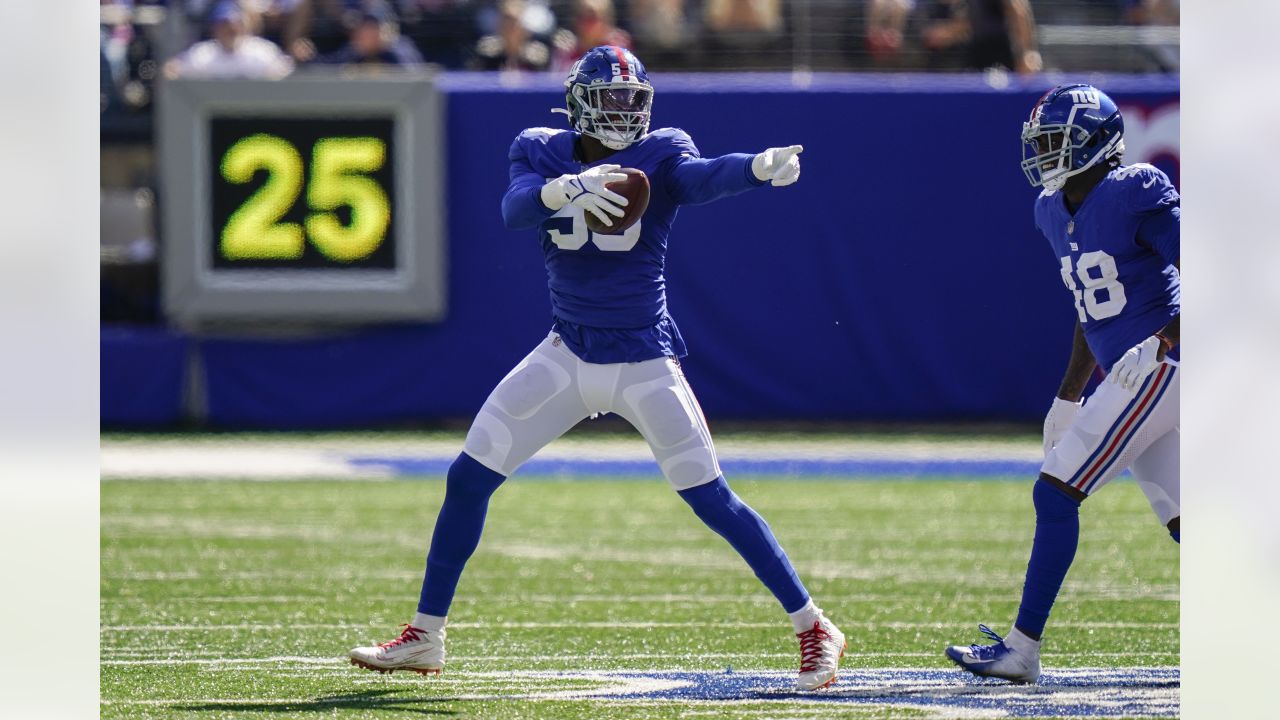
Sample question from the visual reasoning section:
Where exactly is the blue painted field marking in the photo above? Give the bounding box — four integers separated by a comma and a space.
346, 456, 1044, 479
534, 667, 1179, 717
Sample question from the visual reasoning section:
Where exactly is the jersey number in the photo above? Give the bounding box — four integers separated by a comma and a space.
1060, 251, 1127, 322
544, 207, 642, 251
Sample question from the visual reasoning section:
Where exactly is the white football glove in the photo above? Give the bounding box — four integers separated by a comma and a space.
1108, 335, 1162, 392
1042, 396, 1082, 456
541, 164, 629, 228
751, 144, 803, 187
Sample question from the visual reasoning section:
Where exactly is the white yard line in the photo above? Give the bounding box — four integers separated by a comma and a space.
100, 653, 1178, 666
101, 620, 1178, 632
101, 590, 1181, 604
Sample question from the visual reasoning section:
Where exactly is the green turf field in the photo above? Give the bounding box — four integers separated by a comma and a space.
101, 474, 1178, 719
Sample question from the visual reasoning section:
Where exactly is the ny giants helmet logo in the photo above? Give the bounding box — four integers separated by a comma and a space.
1068, 89, 1100, 108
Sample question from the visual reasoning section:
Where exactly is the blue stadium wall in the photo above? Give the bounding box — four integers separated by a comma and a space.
102, 73, 1180, 428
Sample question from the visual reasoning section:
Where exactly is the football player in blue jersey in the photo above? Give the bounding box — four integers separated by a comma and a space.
945, 84, 1180, 683
350, 45, 846, 690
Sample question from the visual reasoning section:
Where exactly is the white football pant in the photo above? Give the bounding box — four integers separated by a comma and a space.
462, 332, 722, 490
1041, 362, 1180, 525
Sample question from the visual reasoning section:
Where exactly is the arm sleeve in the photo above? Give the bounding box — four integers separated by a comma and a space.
1129, 165, 1180, 265
501, 135, 556, 230
660, 130, 766, 206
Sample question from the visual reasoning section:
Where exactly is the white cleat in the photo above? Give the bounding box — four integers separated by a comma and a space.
349, 624, 445, 676
945, 624, 1042, 684
795, 614, 846, 691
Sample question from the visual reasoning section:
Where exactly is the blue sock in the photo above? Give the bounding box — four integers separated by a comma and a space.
1014, 478, 1082, 639
678, 477, 810, 613
417, 453, 507, 616
1170, 529, 1180, 544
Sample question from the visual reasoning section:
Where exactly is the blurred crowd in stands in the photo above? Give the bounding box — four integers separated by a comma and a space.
103, 0, 1179, 124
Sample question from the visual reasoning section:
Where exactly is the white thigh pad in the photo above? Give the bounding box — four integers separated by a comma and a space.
621, 376, 699, 450
616, 361, 722, 490
490, 353, 572, 420
464, 337, 589, 477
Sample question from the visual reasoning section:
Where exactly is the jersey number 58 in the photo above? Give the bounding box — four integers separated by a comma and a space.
1060, 251, 1127, 322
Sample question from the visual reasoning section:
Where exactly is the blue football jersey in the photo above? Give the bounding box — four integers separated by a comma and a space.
1034, 163, 1180, 371
502, 127, 765, 363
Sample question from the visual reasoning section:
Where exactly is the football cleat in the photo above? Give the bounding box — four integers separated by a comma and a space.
795, 614, 846, 690
349, 624, 445, 675
945, 624, 1042, 684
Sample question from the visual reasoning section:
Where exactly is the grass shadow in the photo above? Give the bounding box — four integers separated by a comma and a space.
174, 688, 461, 716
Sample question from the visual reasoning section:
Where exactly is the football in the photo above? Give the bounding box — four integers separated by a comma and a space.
584, 168, 649, 235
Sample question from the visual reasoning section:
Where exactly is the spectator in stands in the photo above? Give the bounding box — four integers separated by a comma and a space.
284, 0, 371, 61
866, 0, 912, 63
1124, 0, 1179, 26
1123, 0, 1178, 71
396, 0, 479, 68
920, 0, 1041, 74
628, 0, 693, 65
101, 2, 161, 113
306, 4, 424, 66
552, 0, 632, 72
704, 0, 783, 35
470, 0, 551, 72
702, 0, 785, 69
238, 0, 305, 47
165, 1, 294, 78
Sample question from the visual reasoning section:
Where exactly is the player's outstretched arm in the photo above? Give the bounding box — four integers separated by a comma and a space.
666, 144, 802, 206
1043, 321, 1096, 454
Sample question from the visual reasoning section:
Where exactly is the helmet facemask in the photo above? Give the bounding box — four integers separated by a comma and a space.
566, 82, 653, 150
1021, 120, 1124, 192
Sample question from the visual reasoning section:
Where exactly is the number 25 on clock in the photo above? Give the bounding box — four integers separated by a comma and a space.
218, 133, 391, 263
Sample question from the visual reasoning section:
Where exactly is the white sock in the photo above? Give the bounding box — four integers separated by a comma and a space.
788, 599, 822, 633
1004, 626, 1042, 654
413, 613, 446, 632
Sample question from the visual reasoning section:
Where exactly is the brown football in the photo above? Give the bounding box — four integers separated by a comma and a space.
584, 168, 650, 235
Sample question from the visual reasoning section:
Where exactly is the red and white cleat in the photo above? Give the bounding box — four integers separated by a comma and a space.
349, 624, 445, 676
795, 614, 846, 690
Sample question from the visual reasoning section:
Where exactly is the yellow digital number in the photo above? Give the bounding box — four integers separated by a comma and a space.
219, 134, 305, 260
304, 137, 390, 262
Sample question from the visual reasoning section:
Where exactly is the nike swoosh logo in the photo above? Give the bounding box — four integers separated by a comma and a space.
1142, 177, 1157, 188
